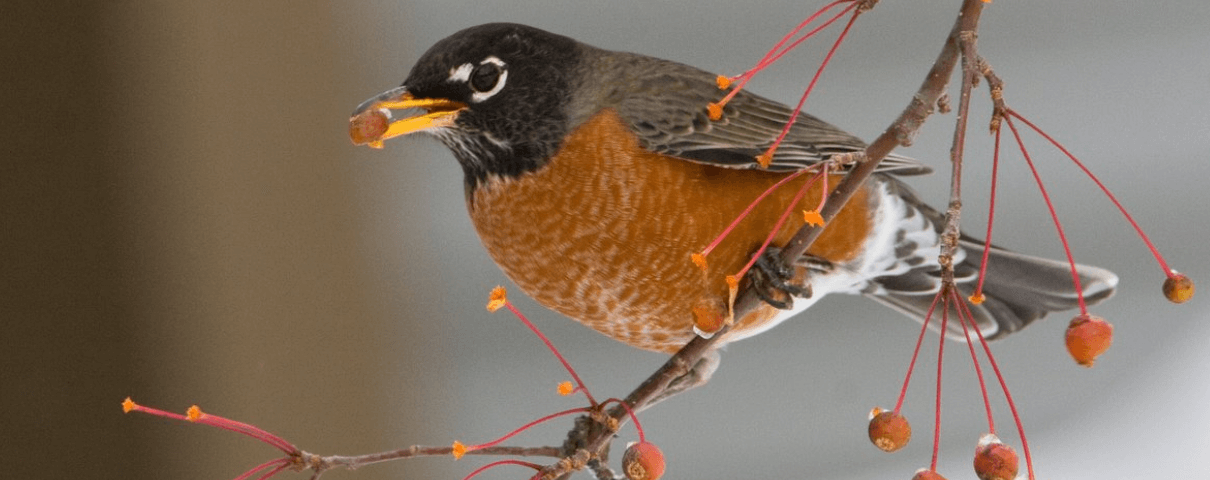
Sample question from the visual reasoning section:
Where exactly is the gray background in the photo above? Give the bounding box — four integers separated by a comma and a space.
4, 1, 1207, 479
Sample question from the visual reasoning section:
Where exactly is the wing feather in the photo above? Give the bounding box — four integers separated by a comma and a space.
573, 49, 930, 175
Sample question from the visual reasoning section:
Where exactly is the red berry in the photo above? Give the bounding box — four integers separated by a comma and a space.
911, 469, 948, 480
1163, 273, 1195, 304
1065, 313, 1113, 367
691, 305, 725, 338
972, 434, 1019, 480
622, 442, 665, 480
349, 109, 389, 145
867, 408, 911, 452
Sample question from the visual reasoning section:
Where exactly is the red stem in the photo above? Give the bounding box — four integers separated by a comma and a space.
893, 292, 942, 413
734, 167, 824, 280
231, 458, 291, 480
460, 459, 544, 480
929, 297, 950, 471
127, 403, 188, 422
720, 1, 854, 107
602, 398, 647, 443
700, 169, 810, 258
1003, 115, 1088, 314
505, 302, 598, 406
1007, 110, 1174, 276
814, 164, 831, 211
468, 408, 591, 452
750, 2, 857, 75
195, 413, 297, 454
951, 289, 995, 434
972, 125, 1002, 298
957, 298, 1036, 480
764, 6, 861, 158
252, 461, 291, 480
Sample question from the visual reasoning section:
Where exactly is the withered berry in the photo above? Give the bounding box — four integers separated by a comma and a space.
1163, 273, 1195, 304
867, 408, 911, 453
622, 441, 665, 480
911, 469, 948, 480
972, 434, 1019, 480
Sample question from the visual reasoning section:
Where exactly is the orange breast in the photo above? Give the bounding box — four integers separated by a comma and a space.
468, 109, 873, 353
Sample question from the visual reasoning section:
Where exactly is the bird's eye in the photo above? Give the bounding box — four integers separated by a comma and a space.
469, 62, 503, 93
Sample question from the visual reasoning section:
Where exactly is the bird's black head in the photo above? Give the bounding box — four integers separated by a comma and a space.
350, 23, 583, 189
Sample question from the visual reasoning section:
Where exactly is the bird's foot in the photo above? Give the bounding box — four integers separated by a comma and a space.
750, 247, 812, 310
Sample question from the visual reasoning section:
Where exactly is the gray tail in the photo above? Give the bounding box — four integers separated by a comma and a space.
867, 239, 1118, 341
862, 178, 1118, 340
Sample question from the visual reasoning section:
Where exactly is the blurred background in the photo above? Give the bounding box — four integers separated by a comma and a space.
3, 1, 1207, 479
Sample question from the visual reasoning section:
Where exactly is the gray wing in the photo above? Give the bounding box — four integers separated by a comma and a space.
577, 48, 930, 175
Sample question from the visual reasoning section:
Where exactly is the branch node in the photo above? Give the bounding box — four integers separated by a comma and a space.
545, 449, 594, 480
830, 151, 867, 169
856, 0, 881, 13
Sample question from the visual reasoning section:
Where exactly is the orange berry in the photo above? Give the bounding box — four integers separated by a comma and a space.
867, 408, 911, 452
1065, 313, 1113, 367
622, 442, 665, 480
911, 469, 948, 480
1163, 272, 1195, 304
349, 109, 389, 145
972, 434, 1019, 480
692, 305, 724, 338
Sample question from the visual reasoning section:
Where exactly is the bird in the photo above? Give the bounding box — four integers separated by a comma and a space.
349, 22, 1117, 359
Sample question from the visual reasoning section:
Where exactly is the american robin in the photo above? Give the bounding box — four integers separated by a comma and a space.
350, 23, 1117, 355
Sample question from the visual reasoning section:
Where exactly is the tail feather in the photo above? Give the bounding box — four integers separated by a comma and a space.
863, 177, 1118, 341
867, 239, 1118, 341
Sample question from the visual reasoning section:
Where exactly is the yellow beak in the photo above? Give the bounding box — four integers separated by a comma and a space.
349, 86, 466, 149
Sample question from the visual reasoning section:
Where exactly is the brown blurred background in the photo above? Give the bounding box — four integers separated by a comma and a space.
3, 1, 1207, 480
3, 2, 435, 479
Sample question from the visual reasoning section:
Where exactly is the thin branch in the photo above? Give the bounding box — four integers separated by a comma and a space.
587, 457, 622, 480
977, 57, 1008, 132
299, 445, 563, 477
938, 30, 980, 284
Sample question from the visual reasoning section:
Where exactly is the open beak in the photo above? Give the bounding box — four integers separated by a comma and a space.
349, 86, 466, 149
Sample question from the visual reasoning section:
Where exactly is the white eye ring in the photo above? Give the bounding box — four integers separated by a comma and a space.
470, 56, 507, 103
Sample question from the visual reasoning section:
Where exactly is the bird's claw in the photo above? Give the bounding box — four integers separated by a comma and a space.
750, 247, 811, 310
